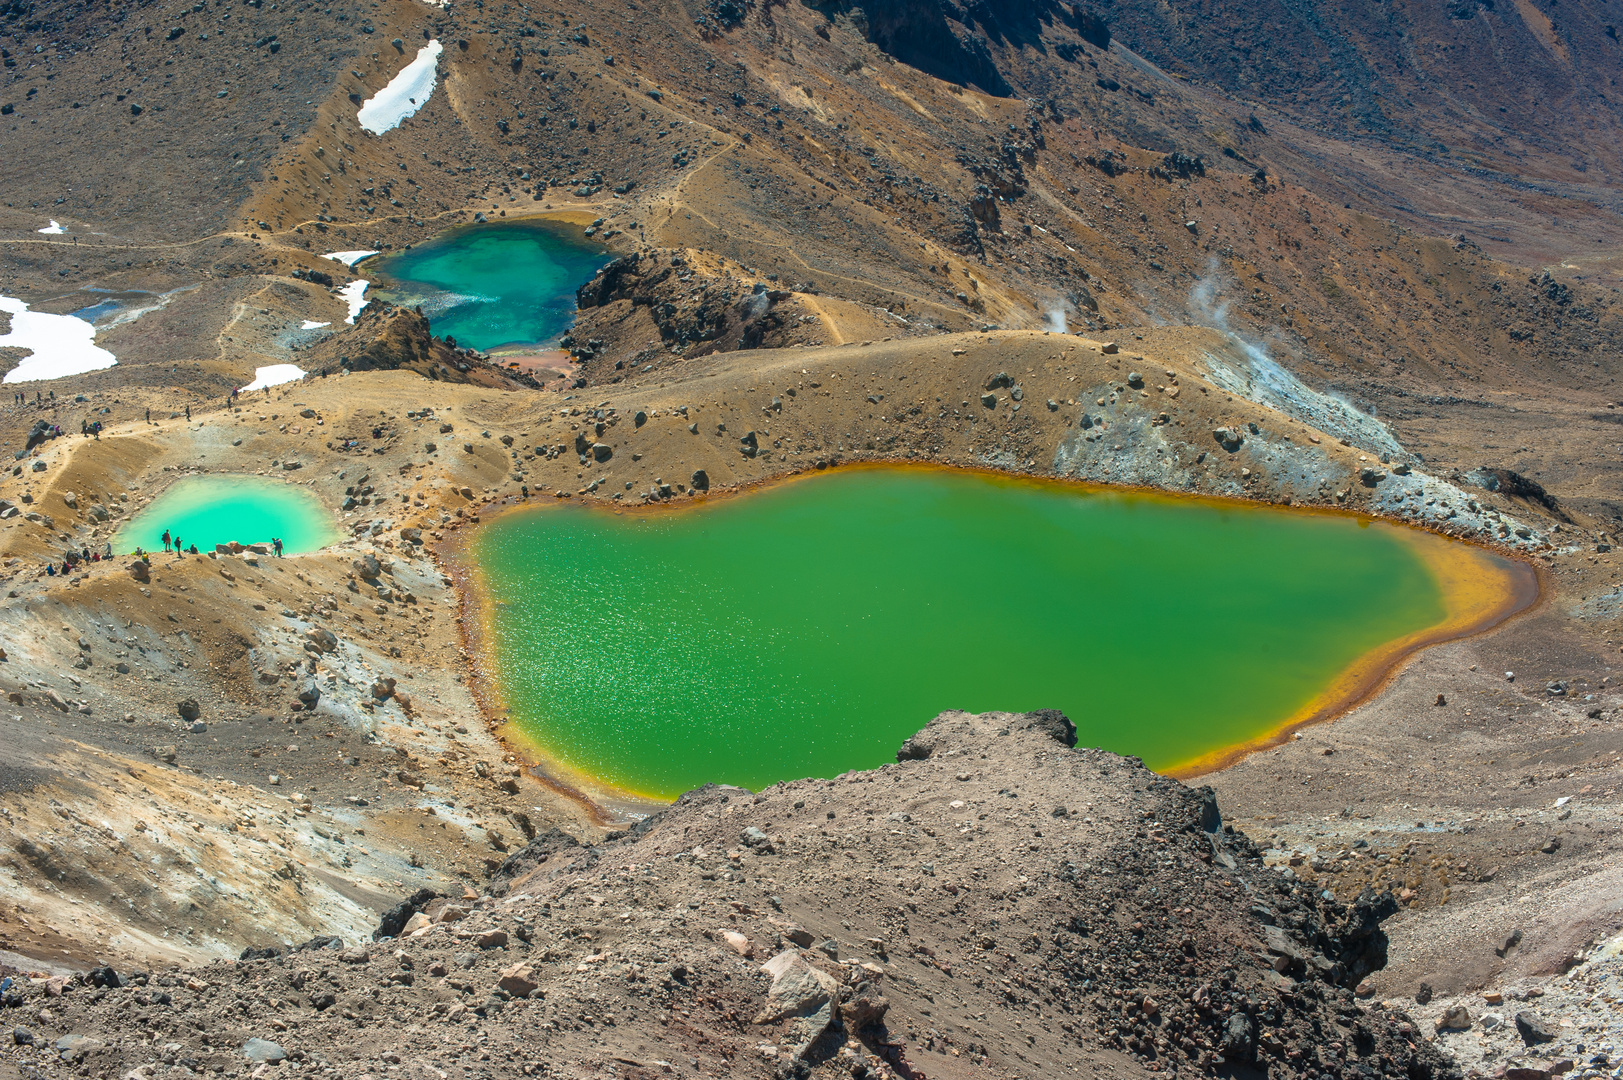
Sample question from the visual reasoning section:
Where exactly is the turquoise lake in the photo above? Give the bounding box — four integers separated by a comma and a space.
368, 219, 610, 352
116, 476, 341, 555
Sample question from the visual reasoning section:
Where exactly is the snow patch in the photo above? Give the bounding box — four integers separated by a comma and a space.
300, 320, 331, 330
0, 295, 118, 383
37, 220, 65, 235
324, 250, 378, 268
357, 40, 443, 136
241, 364, 307, 392
339, 280, 370, 324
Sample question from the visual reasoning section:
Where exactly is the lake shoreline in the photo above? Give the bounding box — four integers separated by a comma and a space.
439, 460, 1543, 812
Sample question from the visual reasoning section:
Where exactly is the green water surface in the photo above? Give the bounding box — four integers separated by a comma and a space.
117, 475, 341, 555
369, 220, 610, 352
474, 468, 1446, 799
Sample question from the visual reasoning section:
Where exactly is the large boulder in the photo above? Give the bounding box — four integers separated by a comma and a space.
304, 628, 338, 653
754, 949, 841, 1057
242, 1038, 287, 1064
497, 962, 540, 998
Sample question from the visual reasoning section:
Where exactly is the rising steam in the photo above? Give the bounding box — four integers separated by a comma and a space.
1186, 262, 1409, 461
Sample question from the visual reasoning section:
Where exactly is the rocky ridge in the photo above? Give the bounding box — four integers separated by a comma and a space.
0, 710, 1460, 1080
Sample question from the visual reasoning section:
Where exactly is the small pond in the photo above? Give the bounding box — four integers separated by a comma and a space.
468, 467, 1532, 800
367, 219, 610, 353
116, 475, 341, 555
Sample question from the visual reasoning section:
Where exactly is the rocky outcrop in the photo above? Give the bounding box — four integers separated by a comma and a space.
569, 249, 803, 378
1467, 467, 1572, 523
303, 305, 539, 389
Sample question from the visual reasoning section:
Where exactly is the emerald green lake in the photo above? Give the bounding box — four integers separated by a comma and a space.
369, 220, 610, 353
473, 468, 1449, 800
116, 475, 341, 555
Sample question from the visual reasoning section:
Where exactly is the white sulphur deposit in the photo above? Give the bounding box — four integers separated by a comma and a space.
38, 220, 65, 235
241, 364, 307, 392
0, 295, 118, 383
357, 40, 443, 136
339, 280, 370, 324
324, 250, 378, 267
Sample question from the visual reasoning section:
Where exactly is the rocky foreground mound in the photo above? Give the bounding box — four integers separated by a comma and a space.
0, 711, 1456, 1080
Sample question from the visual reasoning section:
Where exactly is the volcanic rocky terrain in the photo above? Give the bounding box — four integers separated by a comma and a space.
1, 0, 1623, 1078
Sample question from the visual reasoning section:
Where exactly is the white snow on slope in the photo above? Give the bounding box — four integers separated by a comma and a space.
339, 280, 370, 323
300, 320, 331, 330
241, 364, 306, 392
357, 40, 443, 136
325, 250, 378, 267
0, 295, 118, 383
37, 220, 65, 235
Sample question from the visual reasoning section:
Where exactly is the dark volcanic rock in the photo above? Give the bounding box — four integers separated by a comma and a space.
372, 887, 439, 941
1516, 1011, 1558, 1045
484, 827, 583, 897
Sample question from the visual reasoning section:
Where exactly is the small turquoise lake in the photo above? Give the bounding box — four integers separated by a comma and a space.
116, 476, 340, 555
368, 219, 610, 352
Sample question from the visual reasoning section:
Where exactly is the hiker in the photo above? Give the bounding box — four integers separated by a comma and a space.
162, 529, 172, 552
273, 537, 284, 557
185, 405, 191, 421
46, 562, 55, 576
92, 421, 101, 440
145, 408, 150, 422
172, 533, 181, 554
188, 544, 198, 554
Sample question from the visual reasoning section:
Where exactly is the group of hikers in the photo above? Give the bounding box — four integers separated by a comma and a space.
80, 418, 103, 439
44, 543, 113, 576
155, 529, 285, 557
157, 530, 200, 555
47, 532, 288, 577
9, 390, 52, 405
